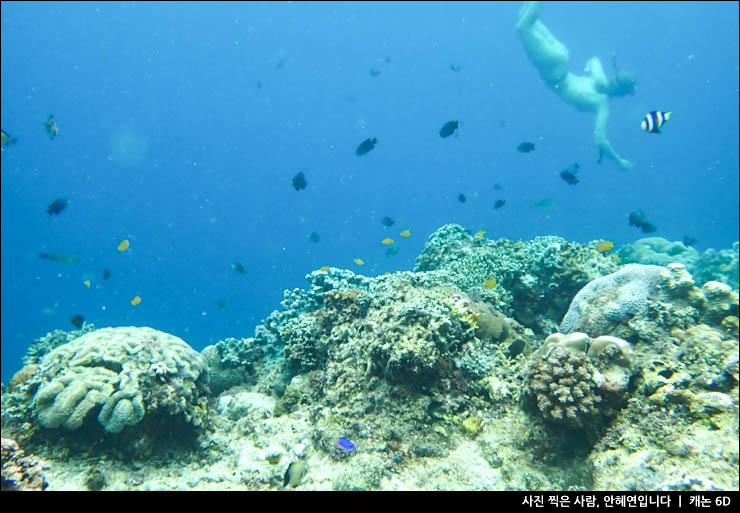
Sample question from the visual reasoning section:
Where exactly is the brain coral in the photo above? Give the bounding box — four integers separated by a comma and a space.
560, 264, 667, 336
33, 327, 208, 434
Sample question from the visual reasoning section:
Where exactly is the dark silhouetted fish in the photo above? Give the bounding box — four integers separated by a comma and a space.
46, 199, 68, 215
641, 222, 657, 233
356, 137, 377, 156
683, 236, 697, 247
458, 194, 466, 203
560, 171, 579, 185
70, 314, 84, 329
39, 252, 81, 264
381, 216, 395, 227
439, 121, 459, 138
628, 209, 658, 233
102, 268, 112, 280
628, 210, 648, 228
494, 199, 506, 209
559, 163, 580, 185
517, 142, 535, 153
308, 232, 320, 243
215, 299, 228, 309
292, 172, 307, 191
231, 262, 246, 274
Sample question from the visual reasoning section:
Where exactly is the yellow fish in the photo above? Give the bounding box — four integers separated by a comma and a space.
382, 238, 394, 245
595, 241, 614, 253
353, 258, 365, 266
83, 279, 91, 289
319, 266, 330, 272
474, 230, 486, 239
483, 279, 496, 288
131, 295, 142, 306
399, 229, 411, 238
118, 239, 130, 252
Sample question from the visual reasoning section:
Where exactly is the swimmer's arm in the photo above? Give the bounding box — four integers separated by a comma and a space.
594, 104, 633, 170
585, 57, 609, 90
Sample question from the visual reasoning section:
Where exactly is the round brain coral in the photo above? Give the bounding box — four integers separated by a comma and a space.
33, 327, 208, 434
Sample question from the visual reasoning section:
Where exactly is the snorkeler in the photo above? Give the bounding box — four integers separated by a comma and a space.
516, 1, 636, 170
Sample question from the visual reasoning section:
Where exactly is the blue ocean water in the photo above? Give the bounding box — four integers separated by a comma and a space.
1, 1, 738, 383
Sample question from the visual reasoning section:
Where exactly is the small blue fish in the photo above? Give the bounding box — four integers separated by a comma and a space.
337, 437, 356, 452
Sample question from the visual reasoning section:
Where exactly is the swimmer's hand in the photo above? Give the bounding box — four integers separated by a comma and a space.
617, 158, 633, 170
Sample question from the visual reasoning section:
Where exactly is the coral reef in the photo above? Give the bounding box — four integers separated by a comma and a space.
32, 327, 209, 434
618, 237, 700, 273
561, 263, 738, 343
527, 332, 636, 430
1, 437, 48, 491
202, 337, 265, 395
525, 345, 603, 428
559, 264, 666, 335
694, 241, 739, 291
22, 324, 96, 367
414, 224, 618, 334
2, 230, 737, 491
619, 237, 739, 291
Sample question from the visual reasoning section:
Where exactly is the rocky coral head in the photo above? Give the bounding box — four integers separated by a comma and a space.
588, 335, 634, 369
525, 346, 602, 428
543, 332, 590, 354
559, 264, 666, 336
32, 327, 208, 435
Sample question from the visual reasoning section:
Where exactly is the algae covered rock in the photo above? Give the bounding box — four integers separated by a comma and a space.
33, 327, 209, 434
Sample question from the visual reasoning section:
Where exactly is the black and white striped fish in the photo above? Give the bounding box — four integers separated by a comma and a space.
641, 111, 671, 133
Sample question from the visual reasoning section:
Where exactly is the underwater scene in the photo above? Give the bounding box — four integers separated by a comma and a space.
1, 1, 738, 491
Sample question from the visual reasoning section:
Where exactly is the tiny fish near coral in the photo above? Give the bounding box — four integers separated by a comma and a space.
337, 437, 356, 452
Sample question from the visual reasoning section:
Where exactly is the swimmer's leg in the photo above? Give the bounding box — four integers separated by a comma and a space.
516, 1, 543, 31
516, 1, 569, 85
